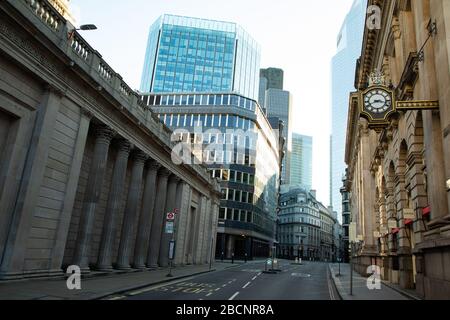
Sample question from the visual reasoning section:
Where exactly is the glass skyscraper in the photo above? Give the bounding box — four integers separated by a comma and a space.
140, 14, 279, 260
290, 133, 312, 191
140, 14, 261, 100
330, 0, 366, 219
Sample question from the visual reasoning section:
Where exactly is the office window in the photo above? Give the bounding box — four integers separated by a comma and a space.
219, 207, 226, 220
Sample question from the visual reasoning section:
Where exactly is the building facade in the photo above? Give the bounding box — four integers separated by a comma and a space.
140, 14, 261, 101
340, 170, 351, 263
139, 15, 280, 259
330, 0, 367, 218
290, 133, 313, 190
145, 92, 280, 259
278, 187, 338, 261
345, 0, 450, 299
0, 0, 221, 280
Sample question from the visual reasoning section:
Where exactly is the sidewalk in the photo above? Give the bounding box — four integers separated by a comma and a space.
329, 263, 411, 300
0, 262, 244, 300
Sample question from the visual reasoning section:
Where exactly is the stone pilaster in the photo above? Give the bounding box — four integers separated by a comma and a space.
133, 160, 160, 269
50, 108, 92, 271
158, 175, 180, 267
72, 125, 115, 272
147, 168, 171, 268
96, 139, 131, 271
0, 88, 62, 279
116, 150, 148, 270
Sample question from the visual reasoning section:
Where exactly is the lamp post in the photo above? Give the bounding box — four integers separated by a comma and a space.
68, 24, 98, 40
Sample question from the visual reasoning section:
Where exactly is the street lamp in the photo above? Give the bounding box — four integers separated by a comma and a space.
68, 24, 98, 40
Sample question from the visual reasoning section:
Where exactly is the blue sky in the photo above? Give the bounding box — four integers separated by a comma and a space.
71, 0, 355, 206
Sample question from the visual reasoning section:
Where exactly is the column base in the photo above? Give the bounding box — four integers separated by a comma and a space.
115, 265, 132, 271
95, 265, 114, 272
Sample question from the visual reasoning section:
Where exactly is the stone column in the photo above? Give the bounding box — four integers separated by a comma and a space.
147, 168, 171, 268
96, 139, 131, 271
116, 150, 148, 270
133, 160, 160, 269
158, 176, 180, 267
72, 125, 115, 272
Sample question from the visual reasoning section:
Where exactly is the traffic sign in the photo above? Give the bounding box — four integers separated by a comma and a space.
166, 212, 175, 221
165, 221, 174, 234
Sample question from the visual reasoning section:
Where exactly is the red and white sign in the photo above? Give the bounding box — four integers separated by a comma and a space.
166, 212, 175, 221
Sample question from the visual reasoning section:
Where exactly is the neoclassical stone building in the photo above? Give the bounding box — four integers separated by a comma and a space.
345, 0, 450, 299
0, 0, 221, 280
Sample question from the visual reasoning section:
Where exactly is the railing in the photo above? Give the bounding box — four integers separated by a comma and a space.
70, 33, 91, 61
98, 61, 113, 83
24, 0, 62, 32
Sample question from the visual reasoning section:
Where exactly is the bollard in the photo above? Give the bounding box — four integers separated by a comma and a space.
231, 253, 234, 264
245, 253, 247, 263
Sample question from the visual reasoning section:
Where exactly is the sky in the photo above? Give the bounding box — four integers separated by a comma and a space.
71, 0, 355, 206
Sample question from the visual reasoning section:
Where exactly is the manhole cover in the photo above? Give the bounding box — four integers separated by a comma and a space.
291, 273, 311, 278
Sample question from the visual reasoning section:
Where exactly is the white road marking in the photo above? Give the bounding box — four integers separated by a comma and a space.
206, 293, 213, 297
109, 296, 125, 300
222, 284, 227, 287
128, 277, 195, 295
229, 292, 240, 300
257, 272, 262, 276
215, 288, 220, 291
252, 276, 257, 281
242, 282, 251, 289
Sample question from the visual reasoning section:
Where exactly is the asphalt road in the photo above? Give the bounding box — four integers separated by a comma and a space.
110, 260, 338, 300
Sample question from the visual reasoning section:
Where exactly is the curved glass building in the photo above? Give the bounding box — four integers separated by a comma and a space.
140, 14, 261, 100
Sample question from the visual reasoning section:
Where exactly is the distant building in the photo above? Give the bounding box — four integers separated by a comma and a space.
258, 68, 292, 184
330, 0, 366, 218
260, 68, 284, 92
278, 187, 338, 261
290, 133, 312, 190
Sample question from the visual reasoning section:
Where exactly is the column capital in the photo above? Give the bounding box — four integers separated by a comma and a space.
169, 174, 181, 184
94, 125, 115, 145
147, 159, 161, 171
116, 138, 132, 154
80, 107, 94, 120
132, 150, 148, 163
158, 167, 171, 178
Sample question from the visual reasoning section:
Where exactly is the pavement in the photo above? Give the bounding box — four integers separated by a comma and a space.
0, 261, 246, 300
329, 263, 415, 300
109, 260, 338, 300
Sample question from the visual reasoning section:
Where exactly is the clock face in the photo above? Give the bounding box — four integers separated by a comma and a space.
363, 89, 392, 114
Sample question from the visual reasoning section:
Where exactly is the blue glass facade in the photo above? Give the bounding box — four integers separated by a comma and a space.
140, 15, 261, 100
331, 0, 366, 220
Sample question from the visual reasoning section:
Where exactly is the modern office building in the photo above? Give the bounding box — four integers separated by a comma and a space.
278, 187, 338, 261
259, 69, 292, 185
140, 15, 280, 259
330, 0, 366, 218
140, 14, 260, 101
290, 133, 313, 191
260, 68, 284, 93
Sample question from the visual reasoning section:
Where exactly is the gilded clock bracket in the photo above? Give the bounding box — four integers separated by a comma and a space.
396, 100, 439, 110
